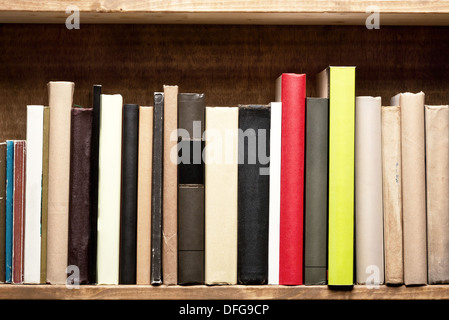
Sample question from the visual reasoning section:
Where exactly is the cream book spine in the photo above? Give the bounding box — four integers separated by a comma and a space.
204, 106, 238, 285
425, 105, 449, 284
24, 105, 44, 284
96, 94, 123, 285
355, 96, 384, 286
46, 81, 74, 284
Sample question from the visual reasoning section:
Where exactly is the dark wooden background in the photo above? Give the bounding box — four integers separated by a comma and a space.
1, 24, 448, 141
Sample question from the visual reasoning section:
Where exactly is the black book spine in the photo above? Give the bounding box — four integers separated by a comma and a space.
119, 104, 139, 284
151, 93, 164, 285
237, 104, 270, 285
89, 84, 101, 284
177, 93, 205, 285
304, 97, 329, 285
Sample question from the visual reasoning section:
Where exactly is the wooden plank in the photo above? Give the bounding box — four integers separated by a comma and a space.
1, 284, 449, 300
0, 0, 449, 25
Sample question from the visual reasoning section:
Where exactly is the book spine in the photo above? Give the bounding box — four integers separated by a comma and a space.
162, 85, 179, 285
178, 185, 205, 285
119, 104, 139, 284
325, 67, 356, 286
425, 105, 449, 284
151, 93, 164, 285
0, 142, 6, 283
5, 141, 13, 283
275, 73, 306, 285
40, 106, 50, 284
136, 106, 153, 285
268, 102, 281, 285
96, 94, 123, 285
394, 92, 427, 285
12, 140, 26, 284
68, 107, 93, 285
204, 107, 239, 285
304, 97, 329, 285
47, 81, 75, 284
237, 105, 270, 285
355, 96, 384, 285
24, 105, 44, 284
177, 93, 205, 285
381, 105, 404, 285
89, 84, 101, 284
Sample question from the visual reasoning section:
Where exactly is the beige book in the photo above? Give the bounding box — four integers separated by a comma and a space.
425, 105, 449, 284
355, 96, 384, 285
46, 81, 74, 284
381, 105, 404, 285
162, 85, 178, 285
136, 106, 153, 285
390, 92, 427, 286
204, 106, 239, 285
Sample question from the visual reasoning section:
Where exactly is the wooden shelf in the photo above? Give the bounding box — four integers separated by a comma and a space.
0, 284, 448, 300
1, 0, 449, 25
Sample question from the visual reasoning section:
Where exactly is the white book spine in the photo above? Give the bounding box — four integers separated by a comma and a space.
97, 94, 123, 285
268, 102, 281, 285
355, 96, 384, 285
24, 105, 44, 284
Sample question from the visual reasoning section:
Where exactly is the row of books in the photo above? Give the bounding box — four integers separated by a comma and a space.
0, 66, 447, 286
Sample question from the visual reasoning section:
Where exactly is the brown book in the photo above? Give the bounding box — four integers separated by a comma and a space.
163, 85, 178, 285
40, 106, 49, 284
136, 106, 153, 285
47, 81, 75, 284
68, 107, 93, 285
381, 105, 404, 285
425, 105, 449, 284
0, 142, 6, 283
12, 140, 26, 284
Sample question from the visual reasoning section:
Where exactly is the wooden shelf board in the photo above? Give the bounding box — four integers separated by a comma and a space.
0, 284, 449, 300
1, 1, 449, 25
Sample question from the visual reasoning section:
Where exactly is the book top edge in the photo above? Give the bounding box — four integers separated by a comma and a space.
425, 105, 449, 109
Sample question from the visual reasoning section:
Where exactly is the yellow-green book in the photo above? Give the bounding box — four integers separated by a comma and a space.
317, 66, 356, 286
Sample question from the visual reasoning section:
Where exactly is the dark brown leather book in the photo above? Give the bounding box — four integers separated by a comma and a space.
68, 107, 93, 285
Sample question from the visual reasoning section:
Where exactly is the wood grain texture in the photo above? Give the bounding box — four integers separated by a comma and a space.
1, 1, 449, 25
1, 24, 448, 142
0, 284, 449, 300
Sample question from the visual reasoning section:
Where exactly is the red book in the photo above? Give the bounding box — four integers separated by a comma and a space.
13, 140, 26, 284
275, 73, 306, 285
